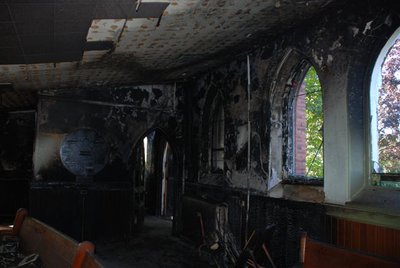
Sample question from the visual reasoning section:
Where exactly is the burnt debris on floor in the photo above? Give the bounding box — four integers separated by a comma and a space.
96, 216, 211, 268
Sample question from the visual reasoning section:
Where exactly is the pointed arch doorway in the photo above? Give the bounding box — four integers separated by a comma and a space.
131, 129, 176, 232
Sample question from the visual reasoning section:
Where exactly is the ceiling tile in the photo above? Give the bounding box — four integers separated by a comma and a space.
55, 19, 92, 34
20, 34, 54, 54
0, 22, 16, 35
53, 51, 82, 62
93, 2, 169, 19
54, 32, 86, 52
0, 4, 12, 22
0, 46, 23, 57
24, 53, 55, 64
131, 2, 169, 18
15, 20, 54, 35
7, 0, 54, 3
55, 3, 95, 21
0, 35, 20, 48
85, 41, 114, 51
93, 1, 134, 19
54, 0, 96, 3
86, 19, 126, 42
0, 47, 24, 64
81, 50, 107, 64
24, 51, 82, 63
9, 3, 54, 22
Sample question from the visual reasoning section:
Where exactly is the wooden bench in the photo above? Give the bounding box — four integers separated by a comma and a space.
299, 233, 400, 268
0, 208, 103, 268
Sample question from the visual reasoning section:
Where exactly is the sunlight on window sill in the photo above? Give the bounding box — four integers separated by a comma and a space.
268, 183, 324, 203
346, 186, 400, 215
325, 186, 400, 230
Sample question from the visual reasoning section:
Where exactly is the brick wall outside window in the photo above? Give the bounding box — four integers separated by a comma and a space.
294, 82, 307, 175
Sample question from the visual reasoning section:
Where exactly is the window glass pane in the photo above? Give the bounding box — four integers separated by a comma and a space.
212, 150, 224, 170
211, 100, 224, 171
376, 39, 400, 174
293, 66, 323, 178
370, 28, 400, 188
212, 107, 224, 150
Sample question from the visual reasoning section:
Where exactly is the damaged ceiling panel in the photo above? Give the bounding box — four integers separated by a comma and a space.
86, 19, 126, 43
82, 19, 126, 63
0, 0, 169, 65
0, 0, 339, 92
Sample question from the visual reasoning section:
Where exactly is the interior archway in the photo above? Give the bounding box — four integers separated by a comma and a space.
131, 128, 177, 232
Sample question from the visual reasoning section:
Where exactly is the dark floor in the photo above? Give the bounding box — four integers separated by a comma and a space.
96, 216, 212, 268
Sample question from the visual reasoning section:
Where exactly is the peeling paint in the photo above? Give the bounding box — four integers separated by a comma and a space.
329, 37, 342, 51
269, 167, 280, 190
312, 49, 324, 68
236, 125, 248, 152
327, 54, 334, 65
384, 14, 392, 26
362, 20, 373, 35
350, 26, 359, 37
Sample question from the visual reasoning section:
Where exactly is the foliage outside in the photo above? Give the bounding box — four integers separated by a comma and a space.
303, 67, 324, 178
377, 39, 400, 173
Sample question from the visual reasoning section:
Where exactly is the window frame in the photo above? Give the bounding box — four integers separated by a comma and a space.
268, 49, 326, 190
369, 26, 400, 188
285, 60, 324, 183
209, 94, 225, 173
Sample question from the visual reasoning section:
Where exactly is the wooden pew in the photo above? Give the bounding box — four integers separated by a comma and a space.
0, 208, 103, 268
299, 233, 400, 268
81, 251, 105, 268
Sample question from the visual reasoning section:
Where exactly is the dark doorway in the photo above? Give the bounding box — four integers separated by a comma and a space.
132, 129, 176, 232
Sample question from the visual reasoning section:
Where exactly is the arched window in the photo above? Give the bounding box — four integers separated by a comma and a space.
210, 96, 225, 172
290, 64, 323, 179
370, 27, 400, 188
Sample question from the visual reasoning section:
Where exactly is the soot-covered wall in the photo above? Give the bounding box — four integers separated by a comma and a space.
186, 0, 399, 194
33, 85, 182, 182
30, 85, 184, 240
0, 111, 35, 217
0, 111, 35, 178
181, 1, 400, 267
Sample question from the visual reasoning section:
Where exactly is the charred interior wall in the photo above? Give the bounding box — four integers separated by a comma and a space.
31, 85, 184, 240
0, 111, 35, 217
1, 0, 398, 264
183, 184, 327, 268
181, 1, 400, 267
187, 1, 400, 190
34, 85, 182, 181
